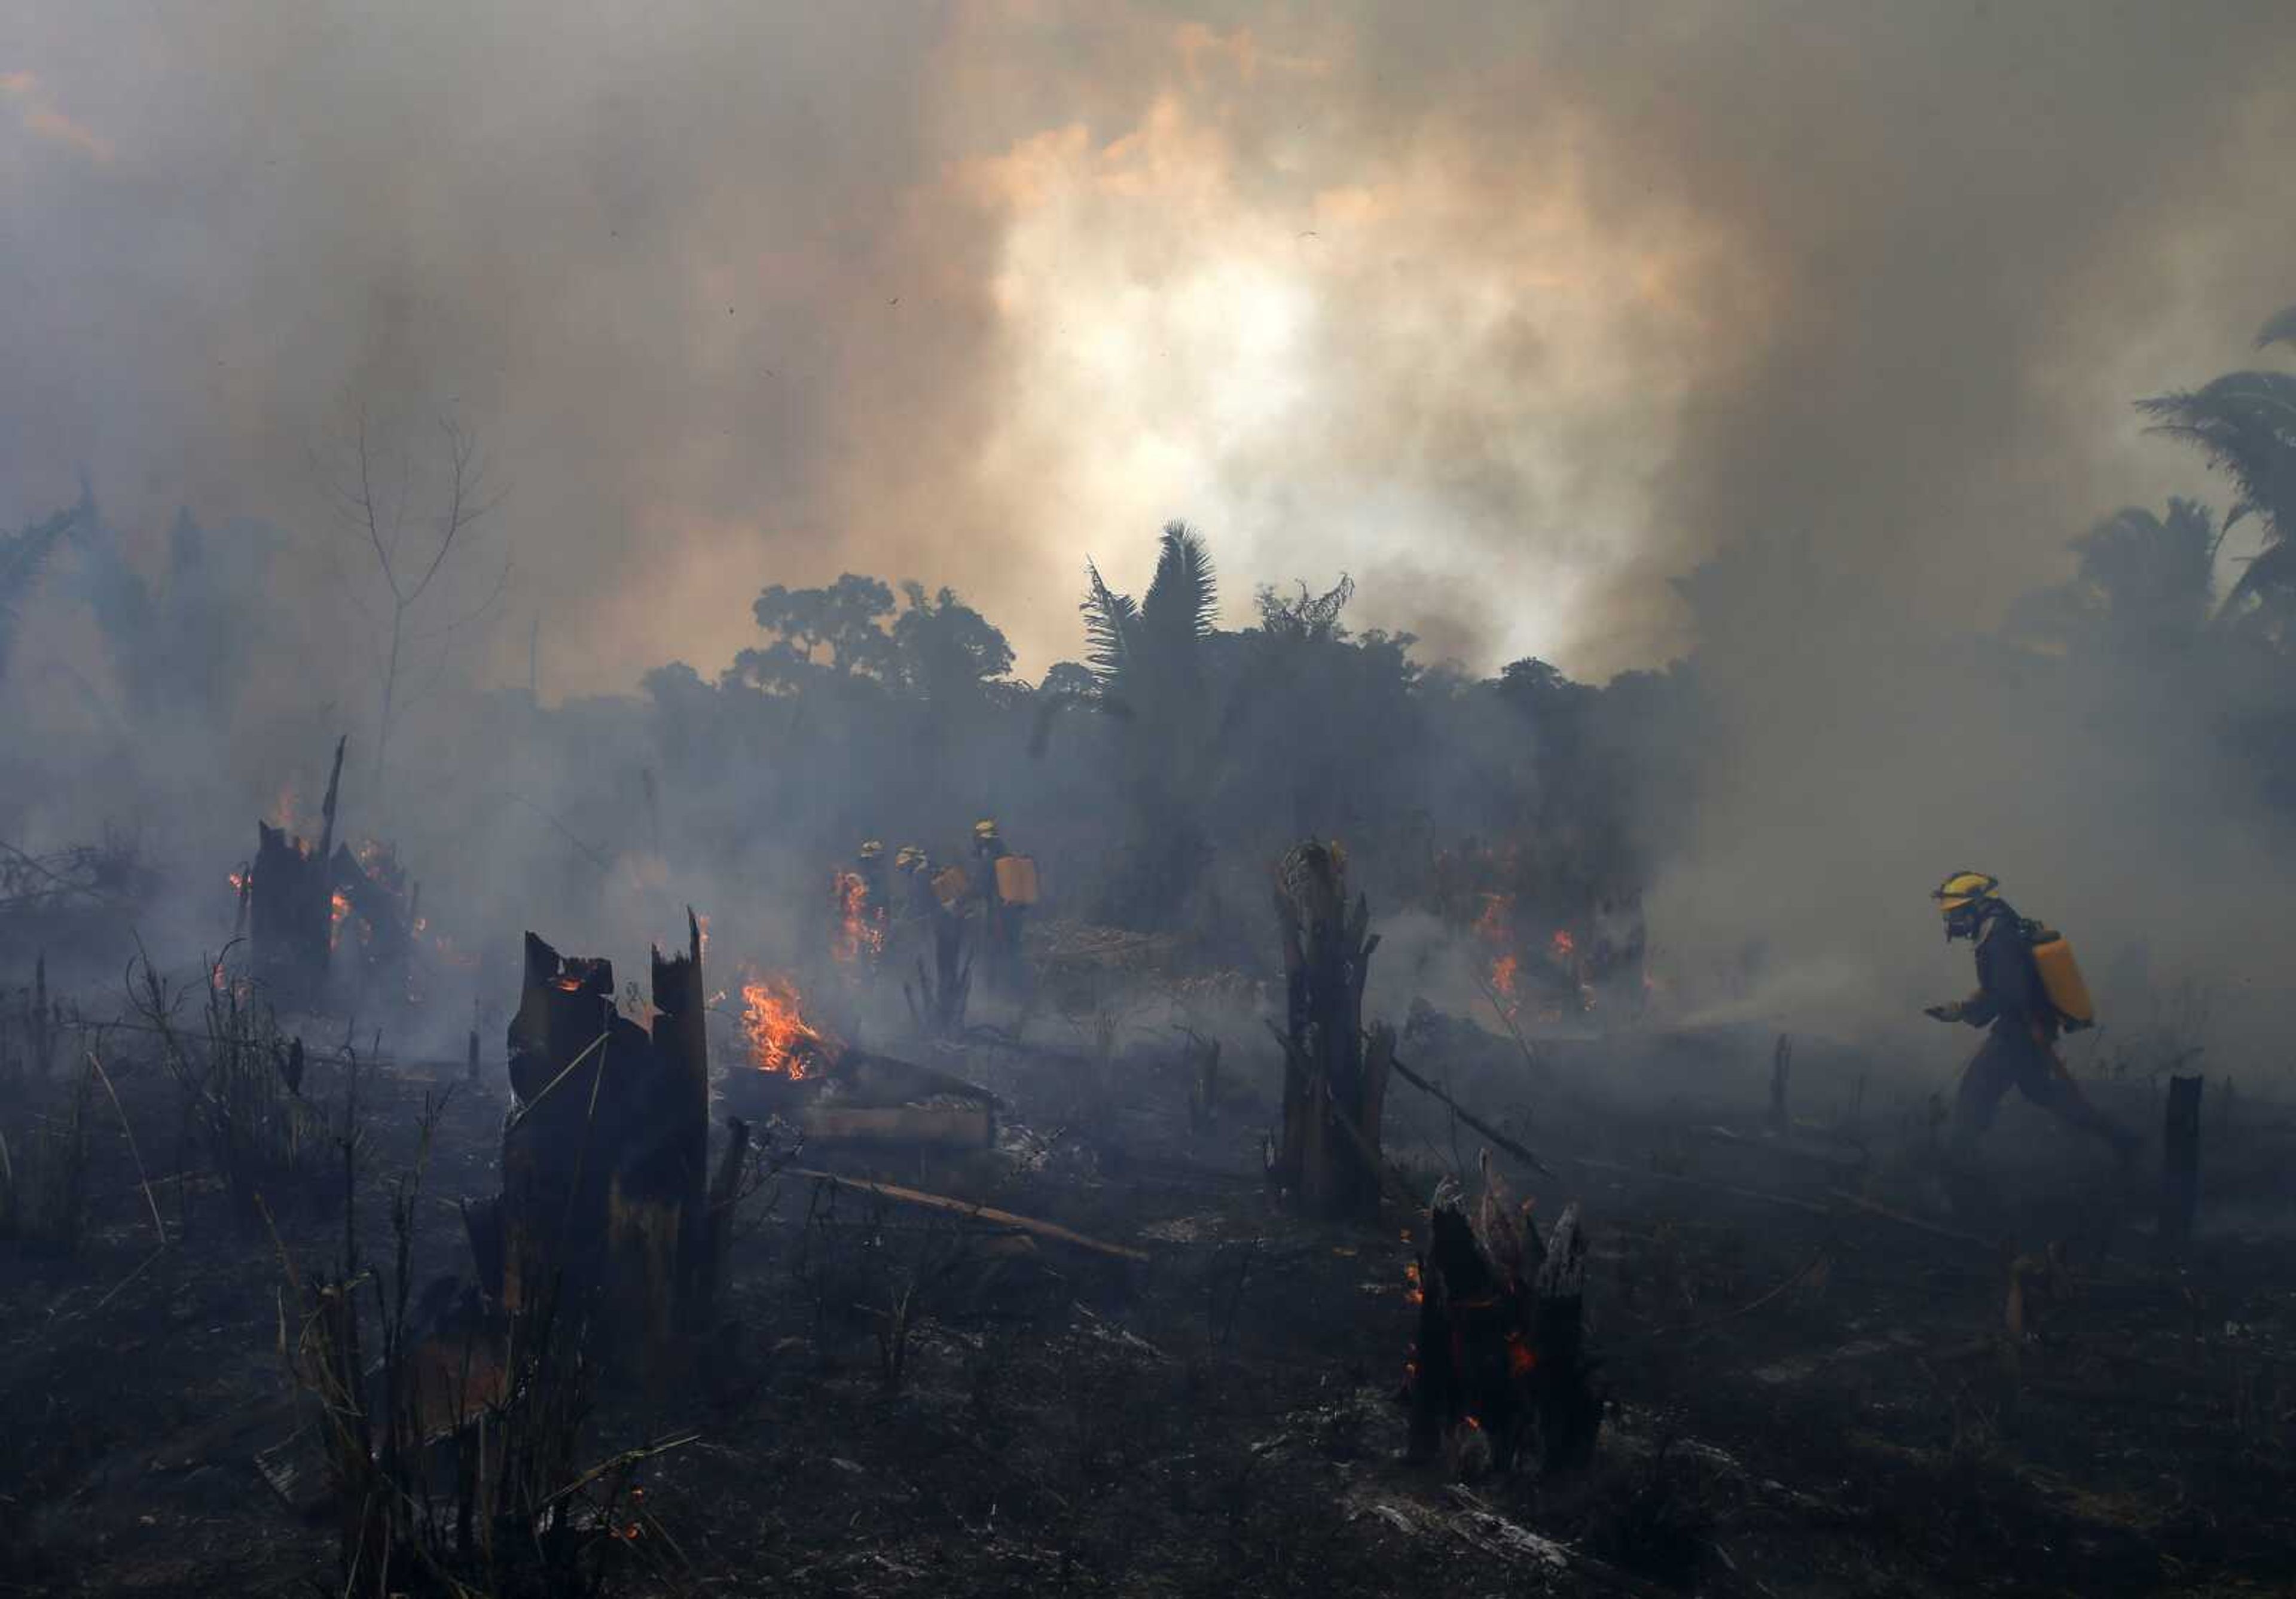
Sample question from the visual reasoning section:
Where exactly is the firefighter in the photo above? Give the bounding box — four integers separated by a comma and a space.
1925, 871, 2136, 1163
972, 818, 1026, 994
856, 840, 889, 912
894, 844, 936, 921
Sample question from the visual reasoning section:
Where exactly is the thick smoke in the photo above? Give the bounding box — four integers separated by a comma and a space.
6, 4, 2289, 682
5, 4, 2296, 1070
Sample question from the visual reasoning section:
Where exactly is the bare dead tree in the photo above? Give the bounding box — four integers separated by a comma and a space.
324, 408, 508, 782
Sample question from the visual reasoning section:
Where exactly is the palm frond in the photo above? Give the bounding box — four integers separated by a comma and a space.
1143, 521, 1217, 641
0, 506, 77, 681
1079, 558, 1140, 684
2255, 304, 2296, 352
2138, 373, 2296, 545
2225, 539, 2296, 611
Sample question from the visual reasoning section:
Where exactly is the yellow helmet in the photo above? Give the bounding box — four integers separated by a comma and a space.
973, 819, 999, 840
895, 844, 924, 872
1931, 870, 1998, 916
859, 840, 885, 861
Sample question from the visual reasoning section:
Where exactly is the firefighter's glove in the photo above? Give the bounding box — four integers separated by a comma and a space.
1923, 1002, 1962, 1024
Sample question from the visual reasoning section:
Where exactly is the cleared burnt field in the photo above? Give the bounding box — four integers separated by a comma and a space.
1, 963, 2290, 1599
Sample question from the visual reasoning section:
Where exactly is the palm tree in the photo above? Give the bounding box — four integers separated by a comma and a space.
0, 505, 75, 685
2138, 307, 2296, 636
1036, 521, 1222, 926
1033, 520, 1218, 751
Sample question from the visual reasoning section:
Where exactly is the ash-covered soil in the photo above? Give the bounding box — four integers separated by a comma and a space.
4, 1003, 2293, 1598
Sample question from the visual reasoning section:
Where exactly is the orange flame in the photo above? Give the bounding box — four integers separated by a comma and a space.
228, 868, 249, 895
1549, 928, 1576, 960
1490, 953, 1519, 998
1405, 1259, 1425, 1307
329, 890, 352, 949
742, 973, 827, 1076
829, 871, 884, 966
1506, 1332, 1537, 1377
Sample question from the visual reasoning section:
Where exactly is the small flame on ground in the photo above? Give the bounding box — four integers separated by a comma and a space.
329, 890, 352, 949
1404, 1259, 1424, 1307
829, 872, 884, 966
742, 973, 826, 1076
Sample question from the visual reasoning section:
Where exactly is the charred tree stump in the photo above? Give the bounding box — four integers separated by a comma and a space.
651, 912, 712, 1330
1269, 838, 1387, 1219
692, 1116, 752, 1324
249, 736, 346, 1009
497, 912, 714, 1377
1531, 1204, 1603, 1471
329, 841, 415, 1009
2160, 1074, 2203, 1253
1406, 1182, 1604, 1477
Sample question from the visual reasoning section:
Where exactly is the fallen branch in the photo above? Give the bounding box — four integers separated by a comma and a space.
789, 1170, 1148, 1262
1386, 1049, 1550, 1176
1660, 1249, 1831, 1344
1265, 1023, 1420, 1210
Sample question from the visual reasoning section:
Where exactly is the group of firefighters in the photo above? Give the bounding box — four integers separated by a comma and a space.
829, 826, 2136, 1188
842, 819, 1034, 993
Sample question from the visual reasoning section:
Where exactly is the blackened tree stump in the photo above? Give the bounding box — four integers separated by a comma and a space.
494, 911, 719, 1377
1268, 838, 1390, 1219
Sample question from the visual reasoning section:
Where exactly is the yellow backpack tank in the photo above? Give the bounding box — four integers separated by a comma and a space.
994, 855, 1040, 907
932, 865, 970, 909
2025, 922, 2095, 1032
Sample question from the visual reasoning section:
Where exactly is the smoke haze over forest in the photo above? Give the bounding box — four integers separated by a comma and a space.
7, 2, 2295, 683
5, 2, 2296, 1073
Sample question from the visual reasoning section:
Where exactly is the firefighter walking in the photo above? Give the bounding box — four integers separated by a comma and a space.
972, 818, 1035, 998
1925, 871, 2137, 1163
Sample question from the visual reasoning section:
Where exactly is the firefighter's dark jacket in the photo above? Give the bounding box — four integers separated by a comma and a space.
1954, 905, 2054, 1043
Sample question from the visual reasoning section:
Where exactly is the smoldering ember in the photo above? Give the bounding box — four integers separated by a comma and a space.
6, 8, 2296, 1598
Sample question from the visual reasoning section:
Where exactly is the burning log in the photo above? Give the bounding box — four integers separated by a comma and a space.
328, 839, 416, 1006
493, 911, 715, 1373
1268, 838, 1390, 1219
248, 736, 345, 1010
1405, 1168, 1604, 1476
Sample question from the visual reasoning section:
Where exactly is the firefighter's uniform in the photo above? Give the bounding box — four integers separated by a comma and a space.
1926, 872, 2135, 1160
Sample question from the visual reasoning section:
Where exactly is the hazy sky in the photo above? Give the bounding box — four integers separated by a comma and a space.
5, 2, 2295, 691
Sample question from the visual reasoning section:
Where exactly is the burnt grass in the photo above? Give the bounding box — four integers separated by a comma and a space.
3, 1011, 2295, 1598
